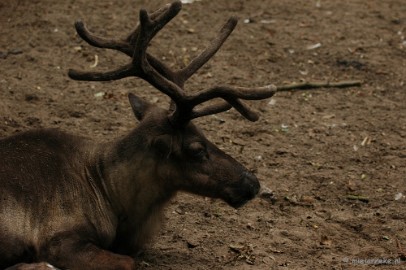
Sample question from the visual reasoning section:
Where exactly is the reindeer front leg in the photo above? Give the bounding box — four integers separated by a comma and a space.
45, 242, 136, 270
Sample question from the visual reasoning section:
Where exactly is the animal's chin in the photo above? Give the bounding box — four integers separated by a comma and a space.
223, 183, 260, 209
224, 192, 257, 208
227, 198, 251, 209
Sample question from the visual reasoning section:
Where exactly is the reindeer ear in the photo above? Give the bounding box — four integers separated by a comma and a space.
128, 93, 151, 121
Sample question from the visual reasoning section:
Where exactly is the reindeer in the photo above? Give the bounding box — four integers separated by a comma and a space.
1, 1, 362, 269
0, 2, 275, 269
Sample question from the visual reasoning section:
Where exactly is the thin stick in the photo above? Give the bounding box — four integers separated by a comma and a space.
345, 194, 369, 203
276, 80, 362, 92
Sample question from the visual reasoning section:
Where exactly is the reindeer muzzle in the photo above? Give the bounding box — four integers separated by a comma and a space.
226, 171, 260, 209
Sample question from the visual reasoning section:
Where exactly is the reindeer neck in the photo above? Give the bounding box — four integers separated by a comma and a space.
90, 128, 176, 223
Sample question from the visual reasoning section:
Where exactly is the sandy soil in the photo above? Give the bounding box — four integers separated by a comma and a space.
1, 0, 405, 269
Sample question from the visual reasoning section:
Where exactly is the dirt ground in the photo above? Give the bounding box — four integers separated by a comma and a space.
1, 0, 405, 269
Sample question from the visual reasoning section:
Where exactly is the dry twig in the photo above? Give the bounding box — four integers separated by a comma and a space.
276, 80, 362, 92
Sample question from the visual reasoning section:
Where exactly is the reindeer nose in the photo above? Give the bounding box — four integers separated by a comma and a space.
242, 171, 261, 196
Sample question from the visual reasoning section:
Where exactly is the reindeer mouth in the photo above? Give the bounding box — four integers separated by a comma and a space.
226, 189, 259, 208
224, 172, 261, 208
228, 198, 252, 209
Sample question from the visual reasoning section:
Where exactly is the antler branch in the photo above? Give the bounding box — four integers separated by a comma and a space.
69, 63, 135, 81
177, 17, 238, 83
69, 2, 185, 103
73, 21, 132, 55
181, 85, 277, 122
188, 85, 276, 106
68, 1, 362, 126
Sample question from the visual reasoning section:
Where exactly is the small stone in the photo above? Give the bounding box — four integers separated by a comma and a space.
25, 94, 39, 102
186, 240, 199, 248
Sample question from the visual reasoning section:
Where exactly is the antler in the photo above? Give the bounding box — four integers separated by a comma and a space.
68, 1, 277, 125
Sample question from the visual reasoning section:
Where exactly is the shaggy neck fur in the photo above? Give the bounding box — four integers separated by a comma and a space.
92, 129, 176, 255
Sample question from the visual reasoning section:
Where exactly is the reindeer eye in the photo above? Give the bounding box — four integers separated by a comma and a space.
187, 142, 207, 160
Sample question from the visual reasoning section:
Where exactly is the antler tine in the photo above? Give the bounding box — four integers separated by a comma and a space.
183, 85, 277, 122
72, 3, 173, 57
190, 99, 260, 121
176, 17, 238, 83
68, 20, 138, 81
133, 2, 182, 65
68, 2, 183, 90
73, 21, 133, 56
69, 5, 177, 82
188, 85, 277, 106
125, 4, 173, 47
190, 102, 232, 119
68, 63, 135, 81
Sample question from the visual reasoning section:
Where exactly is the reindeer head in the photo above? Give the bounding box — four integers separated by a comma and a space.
68, 1, 277, 208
